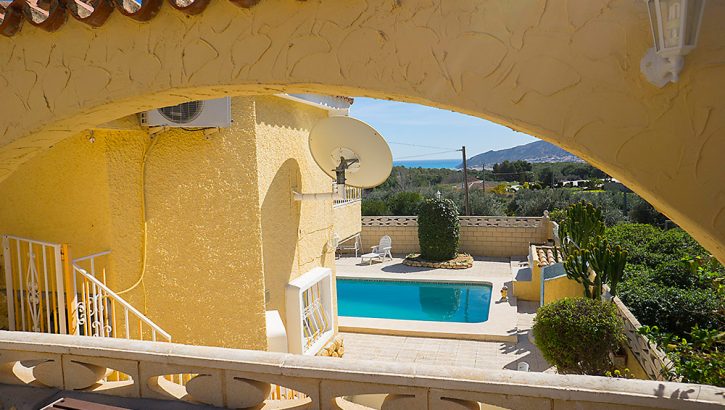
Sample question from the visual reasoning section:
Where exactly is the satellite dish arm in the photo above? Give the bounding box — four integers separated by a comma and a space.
293, 157, 354, 202
292, 183, 345, 202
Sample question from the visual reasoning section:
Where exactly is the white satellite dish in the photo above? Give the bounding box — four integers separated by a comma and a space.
309, 116, 392, 188
294, 116, 392, 201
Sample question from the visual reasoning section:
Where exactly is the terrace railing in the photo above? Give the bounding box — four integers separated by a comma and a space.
69, 252, 171, 343
332, 183, 362, 207
0, 331, 720, 409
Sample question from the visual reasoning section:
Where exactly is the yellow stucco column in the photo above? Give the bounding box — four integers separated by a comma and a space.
0, 0, 723, 261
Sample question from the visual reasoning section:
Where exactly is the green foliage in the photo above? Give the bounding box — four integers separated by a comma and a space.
361, 199, 389, 216
491, 160, 533, 182
548, 208, 567, 225
538, 166, 555, 187
533, 298, 625, 375
603, 224, 662, 268
628, 196, 667, 226
417, 198, 460, 261
507, 188, 573, 217
386, 191, 423, 216
576, 191, 626, 226
617, 264, 724, 336
467, 191, 506, 216
639, 325, 725, 387
604, 224, 711, 272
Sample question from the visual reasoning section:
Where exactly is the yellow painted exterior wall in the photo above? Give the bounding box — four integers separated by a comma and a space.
253, 96, 338, 322
543, 276, 585, 305
0, 0, 723, 262
513, 263, 541, 303
0, 132, 112, 258
333, 203, 362, 244
0, 96, 354, 349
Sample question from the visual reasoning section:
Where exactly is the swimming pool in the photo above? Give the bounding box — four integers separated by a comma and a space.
337, 279, 492, 323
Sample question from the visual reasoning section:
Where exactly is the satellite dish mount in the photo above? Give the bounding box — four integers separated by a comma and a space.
335, 157, 359, 185
293, 117, 392, 202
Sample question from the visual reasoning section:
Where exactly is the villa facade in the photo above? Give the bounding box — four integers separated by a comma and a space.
0, 94, 362, 353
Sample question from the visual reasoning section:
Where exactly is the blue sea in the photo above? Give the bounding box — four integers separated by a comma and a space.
393, 159, 460, 169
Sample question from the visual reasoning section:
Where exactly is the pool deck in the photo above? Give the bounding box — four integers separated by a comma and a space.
335, 256, 518, 342
339, 300, 554, 372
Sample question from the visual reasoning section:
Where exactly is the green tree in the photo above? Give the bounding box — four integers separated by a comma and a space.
361, 199, 389, 216
386, 191, 423, 215
468, 191, 506, 216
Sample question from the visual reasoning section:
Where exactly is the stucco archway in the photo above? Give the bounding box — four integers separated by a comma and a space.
0, 0, 724, 261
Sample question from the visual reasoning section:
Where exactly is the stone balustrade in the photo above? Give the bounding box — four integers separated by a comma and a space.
614, 296, 671, 381
0, 331, 722, 409
361, 216, 553, 257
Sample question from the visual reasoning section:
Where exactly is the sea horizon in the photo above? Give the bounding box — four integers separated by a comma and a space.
393, 159, 461, 169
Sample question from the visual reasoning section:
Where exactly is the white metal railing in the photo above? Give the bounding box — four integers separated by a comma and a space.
332, 183, 362, 207
70, 252, 171, 342
0, 331, 721, 409
2, 235, 67, 334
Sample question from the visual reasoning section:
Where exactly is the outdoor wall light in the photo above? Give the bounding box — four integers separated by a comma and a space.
641, 0, 706, 87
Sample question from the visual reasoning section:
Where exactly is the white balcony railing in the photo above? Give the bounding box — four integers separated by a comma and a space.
332, 183, 361, 207
0, 331, 720, 409
69, 254, 171, 343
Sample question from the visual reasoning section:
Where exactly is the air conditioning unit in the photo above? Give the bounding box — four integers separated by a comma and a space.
140, 97, 231, 128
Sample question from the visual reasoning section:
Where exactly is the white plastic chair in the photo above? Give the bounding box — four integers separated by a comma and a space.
360, 235, 392, 265
335, 234, 361, 258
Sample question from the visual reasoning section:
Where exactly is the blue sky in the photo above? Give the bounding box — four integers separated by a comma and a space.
349, 97, 538, 160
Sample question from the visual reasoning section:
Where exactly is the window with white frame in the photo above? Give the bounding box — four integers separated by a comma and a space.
285, 268, 335, 355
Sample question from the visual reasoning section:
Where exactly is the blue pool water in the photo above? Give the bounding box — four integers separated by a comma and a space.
337, 279, 491, 323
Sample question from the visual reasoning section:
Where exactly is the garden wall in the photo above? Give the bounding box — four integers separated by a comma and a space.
361, 216, 553, 257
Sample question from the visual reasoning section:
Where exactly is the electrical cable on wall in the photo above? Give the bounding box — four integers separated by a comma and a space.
116, 135, 159, 306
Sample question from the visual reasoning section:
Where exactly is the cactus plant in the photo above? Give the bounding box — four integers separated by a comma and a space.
560, 201, 626, 300
559, 201, 605, 254
588, 237, 627, 297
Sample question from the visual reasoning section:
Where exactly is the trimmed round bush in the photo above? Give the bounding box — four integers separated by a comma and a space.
417, 198, 460, 261
533, 298, 625, 375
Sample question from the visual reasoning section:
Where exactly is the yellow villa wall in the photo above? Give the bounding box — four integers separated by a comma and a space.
0, 132, 112, 257
0, 96, 352, 349
96, 98, 267, 349
333, 202, 362, 244
253, 96, 338, 322
513, 264, 541, 303
542, 276, 585, 305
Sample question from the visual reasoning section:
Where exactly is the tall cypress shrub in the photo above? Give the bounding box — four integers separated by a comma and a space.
417, 198, 460, 261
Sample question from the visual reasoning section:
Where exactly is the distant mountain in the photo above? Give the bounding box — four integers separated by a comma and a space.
464, 140, 583, 168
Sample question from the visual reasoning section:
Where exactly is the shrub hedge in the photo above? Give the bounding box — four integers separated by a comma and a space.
417, 198, 460, 261
533, 298, 625, 375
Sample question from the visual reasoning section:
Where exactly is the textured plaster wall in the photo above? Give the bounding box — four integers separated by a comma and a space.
101, 98, 267, 349
0, 0, 724, 261
542, 275, 584, 305
254, 96, 336, 322
333, 202, 362, 243
0, 132, 112, 257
